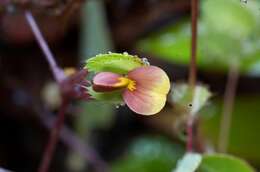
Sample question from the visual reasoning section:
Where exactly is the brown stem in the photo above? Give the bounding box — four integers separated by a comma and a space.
189, 0, 198, 88
37, 107, 108, 172
186, 118, 194, 152
25, 11, 65, 83
38, 99, 69, 172
186, 0, 199, 152
218, 64, 239, 153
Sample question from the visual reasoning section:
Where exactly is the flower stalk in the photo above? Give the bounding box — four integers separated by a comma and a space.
187, 0, 199, 152
189, 0, 198, 89
38, 99, 69, 172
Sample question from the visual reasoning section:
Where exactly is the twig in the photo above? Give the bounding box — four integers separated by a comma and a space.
3, 80, 107, 172
25, 11, 65, 83
37, 106, 108, 172
38, 99, 69, 172
188, 0, 198, 88
186, 0, 199, 152
218, 64, 239, 153
25, 11, 69, 172
25, 10, 92, 172
186, 118, 194, 152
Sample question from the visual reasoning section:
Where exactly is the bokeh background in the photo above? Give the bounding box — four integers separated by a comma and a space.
1, 0, 260, 171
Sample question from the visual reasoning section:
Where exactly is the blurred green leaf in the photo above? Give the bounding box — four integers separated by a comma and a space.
77, 101, 115, 130
85, 53, 146, 74
198, 154, 255, 172
137, 0, 260, 75
199, 96, 260, 166
137, 22, 202, 66
202, 0, 256, 39
174, 153, 202, 172
170, 83, 211, 116
111, 136, 185, 172
80, 0, 112, 58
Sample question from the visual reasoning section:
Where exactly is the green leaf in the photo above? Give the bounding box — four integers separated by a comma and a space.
137, 22, 202, 66
199, 96, 260, 165
202, 0, 256, 38
137, 0, 260, 75
87, 87, 123, 105
198, 154, 255, 172
174, 153, 202, 172
170, 83, 211, 116
78, 101, 115, 130
111, 136, 185, 172
85, 52, 146, 74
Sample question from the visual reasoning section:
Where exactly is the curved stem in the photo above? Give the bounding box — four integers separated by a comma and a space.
25, 11, 65, 83
218, 64, 239, 153
38, 99, 69, 172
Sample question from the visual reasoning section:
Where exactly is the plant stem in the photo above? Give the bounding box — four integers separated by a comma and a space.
218, 64, 239, 153
25, 11, 65, 83
186, 118, 194, 152
37, 107, 108, 172
188, 0, 198, 89
38, 99, 69, 172
186, 0, 199, 152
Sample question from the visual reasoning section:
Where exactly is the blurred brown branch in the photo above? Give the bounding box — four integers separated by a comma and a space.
25, 11, 65, 83
25, 10, 90, 172
38, 99, 69, 172
36, 106, 109, 172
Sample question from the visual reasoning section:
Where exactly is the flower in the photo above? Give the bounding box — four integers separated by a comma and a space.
92, 66, 170, 115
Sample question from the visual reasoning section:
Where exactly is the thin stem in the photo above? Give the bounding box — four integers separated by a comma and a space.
218, 64, 239, 153
37, 107, 108, 172
189, 0, 198, 88
186, 118, 194, 152
38, 99, 69, 172
186, 0, 199, 152
25, 11, 65, 83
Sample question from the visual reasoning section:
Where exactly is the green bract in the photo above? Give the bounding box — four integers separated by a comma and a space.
85, 52, 146, 74
85, 52, 147, 104
87, 87, 123, 104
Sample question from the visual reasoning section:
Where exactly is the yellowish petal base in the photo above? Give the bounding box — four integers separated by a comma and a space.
114, 77, 136, 91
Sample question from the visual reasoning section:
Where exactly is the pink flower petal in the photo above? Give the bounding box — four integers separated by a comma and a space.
93, 72, 122, 92
123, 66, 170, 115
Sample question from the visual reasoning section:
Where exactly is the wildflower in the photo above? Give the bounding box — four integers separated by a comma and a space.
92, 66, 170, 115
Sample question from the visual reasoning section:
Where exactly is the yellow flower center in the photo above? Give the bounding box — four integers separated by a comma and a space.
114, 77, 136, 91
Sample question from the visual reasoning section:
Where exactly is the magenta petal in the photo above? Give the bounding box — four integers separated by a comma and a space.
93, 72, 122, 92
123, 66, 170, 115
